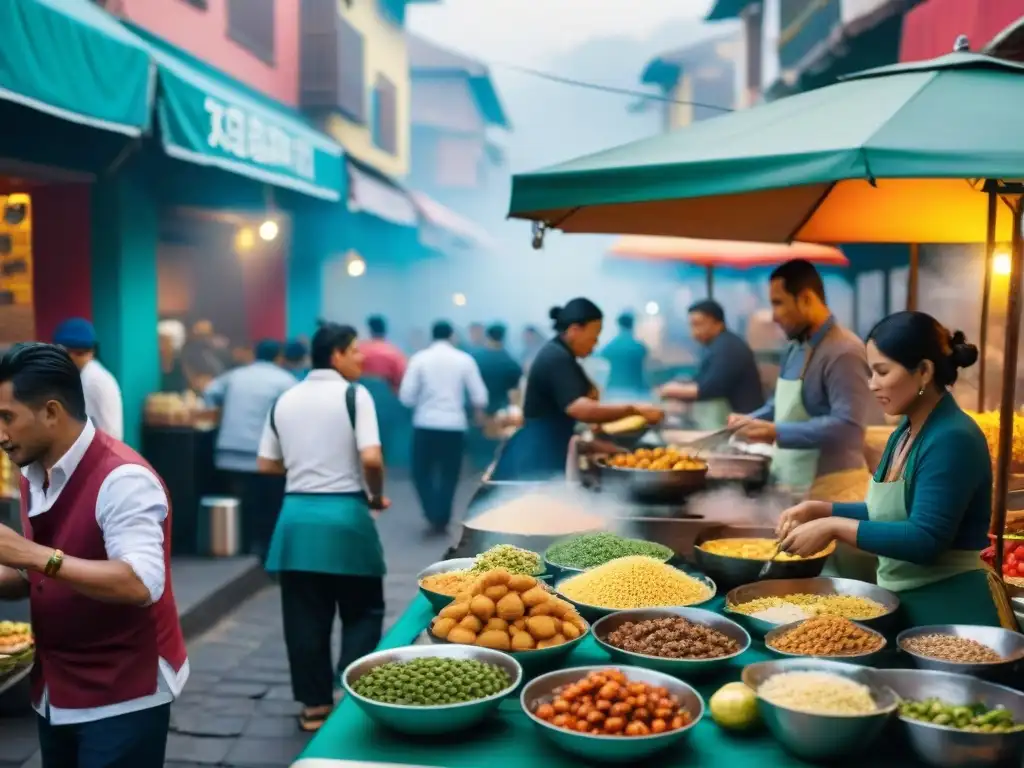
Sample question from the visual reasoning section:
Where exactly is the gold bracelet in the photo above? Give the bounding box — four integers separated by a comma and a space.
43, 549, 64, 578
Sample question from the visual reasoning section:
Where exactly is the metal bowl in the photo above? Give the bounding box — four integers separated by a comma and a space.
555, 571, 717, 624
427, 617, 591, 677
341, 644, 522, 736
765, 618, 887, 665
521, 665, 704, 763
596, 458, 708, 503
693, 526, 833, 591
742, 658, 899, 761
543, 536, 674, 581
724, 577, 901, 638
873, 668, 1024, 768
592, 607, 750, 676
416, 558, 476, 613
896, 625, 1024, 678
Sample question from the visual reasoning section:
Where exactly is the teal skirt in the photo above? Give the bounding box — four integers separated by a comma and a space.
896, 569, 1003, 629
265, 493, 386, 578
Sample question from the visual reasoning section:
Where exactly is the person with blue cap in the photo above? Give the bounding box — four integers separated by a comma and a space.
53, 317, 123, 441
600, 311, 649, 401
282, 339, 309, 379
204, 339, 297, 557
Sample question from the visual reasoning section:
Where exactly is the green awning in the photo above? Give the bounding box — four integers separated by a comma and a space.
128, 23, 343, 201
0, 0, 152, 135
706, 0, 753, 21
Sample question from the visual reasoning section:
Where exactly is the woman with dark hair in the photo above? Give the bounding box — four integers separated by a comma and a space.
257, 322, 389, 731
489, 298, 664, 481
776, 311, 1002, 627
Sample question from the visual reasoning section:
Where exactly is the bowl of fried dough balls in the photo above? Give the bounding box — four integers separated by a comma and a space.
430, 569, 590, 675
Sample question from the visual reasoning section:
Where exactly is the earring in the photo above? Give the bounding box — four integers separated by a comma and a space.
918, 387, 925, 396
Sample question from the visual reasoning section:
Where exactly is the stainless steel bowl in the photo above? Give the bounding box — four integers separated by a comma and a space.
416, 558, 476, 614
724, 577, 901, 638
521, 664, 704, 764
341, 644, 522, 736
592, 607, 750, 676
742, 658, 899, 761
555, 571, 717, 624
874, 668, 1024, 768
693, 526, 833, 591
765, 617, 887, 664
543, 538, 673, 581
596, 459, 708, 503
896, 625, 1024, 678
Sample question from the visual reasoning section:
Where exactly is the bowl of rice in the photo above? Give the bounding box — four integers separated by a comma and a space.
742, 658, 899, 761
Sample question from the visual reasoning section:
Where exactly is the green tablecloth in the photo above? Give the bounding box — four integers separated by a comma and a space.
300, 595, 931, 767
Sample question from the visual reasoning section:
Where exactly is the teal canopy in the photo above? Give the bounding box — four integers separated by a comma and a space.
509, 52, 1024, 244
0, 0, 152, 135
129, 24, 344, 201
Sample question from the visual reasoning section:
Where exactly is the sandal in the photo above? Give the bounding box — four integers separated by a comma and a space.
299, 706, 332, 732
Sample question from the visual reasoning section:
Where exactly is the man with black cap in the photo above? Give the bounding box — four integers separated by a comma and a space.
53, 318, 123, 441
659, 299, 764, 429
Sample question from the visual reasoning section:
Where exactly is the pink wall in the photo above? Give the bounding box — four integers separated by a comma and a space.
242, 246, 286, 341
118, 0, 299, 106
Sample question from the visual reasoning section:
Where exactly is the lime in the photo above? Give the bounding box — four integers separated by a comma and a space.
709, 682, 759, 731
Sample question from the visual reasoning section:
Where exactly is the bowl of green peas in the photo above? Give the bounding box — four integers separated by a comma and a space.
342, 644, 522, 735
543, 532, 674, 579
875, 669, 1024, 767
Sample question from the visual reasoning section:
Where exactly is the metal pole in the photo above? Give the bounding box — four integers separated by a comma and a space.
978, 191, 997, 412
906, 243, 919, 310
706, 265, 714, 298
991, 197, 1022, 581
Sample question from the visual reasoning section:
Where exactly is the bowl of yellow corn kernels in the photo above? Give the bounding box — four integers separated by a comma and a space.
693, 526, 835, 591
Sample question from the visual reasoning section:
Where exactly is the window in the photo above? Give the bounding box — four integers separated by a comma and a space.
336, 15, 366, 123
227, 0, 275, 65
370, 75, 398, 154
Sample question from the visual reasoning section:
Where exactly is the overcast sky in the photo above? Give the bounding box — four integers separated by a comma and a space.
408, 0, 715, 65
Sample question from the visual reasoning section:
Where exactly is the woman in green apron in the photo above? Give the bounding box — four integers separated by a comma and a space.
776, 311, 1003, 628
659, 299, 764, 430
257, 323, 389, 732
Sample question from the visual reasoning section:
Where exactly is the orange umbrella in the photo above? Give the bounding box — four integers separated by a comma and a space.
609, 235, 848, 296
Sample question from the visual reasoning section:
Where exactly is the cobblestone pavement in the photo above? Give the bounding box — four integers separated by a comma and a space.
2, 472, 478, 768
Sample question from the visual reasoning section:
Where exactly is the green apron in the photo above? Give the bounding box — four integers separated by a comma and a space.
265, 492, 386, 577
865, 466, 1001, 627
691, 398, 731, 430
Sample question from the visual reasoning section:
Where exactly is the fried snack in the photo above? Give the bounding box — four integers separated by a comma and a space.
768, 615, 883, 657
700, 537, 833, 562
607, 447, 706, 472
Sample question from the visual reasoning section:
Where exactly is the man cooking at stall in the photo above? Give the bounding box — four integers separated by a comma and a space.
728, 260, 877, 580
658, 299, 764, 429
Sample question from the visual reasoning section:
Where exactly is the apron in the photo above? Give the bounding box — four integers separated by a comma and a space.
265, 492, 386, 578
865, 462, 1001, 627
487, 417, 576, 482
691, 398, 731, 430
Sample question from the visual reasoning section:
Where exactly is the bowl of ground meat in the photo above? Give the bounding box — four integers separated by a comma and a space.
593, 608, 751, 676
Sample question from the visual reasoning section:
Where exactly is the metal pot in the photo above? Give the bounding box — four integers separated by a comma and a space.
703, 451, 770, 489
596, 459, 708, 504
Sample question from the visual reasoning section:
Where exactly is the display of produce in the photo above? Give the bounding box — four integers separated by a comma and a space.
708, 682, 759, 730
605, 617, 740, 660
757, 670, 877, 715
605, 447, 706, 472
351, 657, 512, 706
900, 633, 1005, 664
898, 697, 1024, 733
558, 556, 712, 610
430, 570, 587, 651
767, 616, 883, 657
981, 540, 1024, 581
419, 546, 544, 598
966, 410, 1024, 471
464, 493, 606, 535
728, 593, 888, 622
545, 532, 673, 570
699, 538, 830, 562
0, 621, 32, 654
529, 668, 693, 736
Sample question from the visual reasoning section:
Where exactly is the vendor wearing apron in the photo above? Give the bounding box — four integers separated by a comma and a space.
777, 311, 1003, 627
258, 322, 389, 732
659, 299, 764, 430
489, 298, 664, 481
730, 260, 876, 581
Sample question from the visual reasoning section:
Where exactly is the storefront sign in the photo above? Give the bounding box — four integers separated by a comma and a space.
204, 97, 316, 183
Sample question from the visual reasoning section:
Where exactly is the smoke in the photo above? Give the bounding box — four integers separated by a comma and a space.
686, 486, 793, 528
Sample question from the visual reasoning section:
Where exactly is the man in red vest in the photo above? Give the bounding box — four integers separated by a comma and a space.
0, 343, 187, 767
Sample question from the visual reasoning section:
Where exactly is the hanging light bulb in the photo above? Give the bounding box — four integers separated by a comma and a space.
453, 292, 467, 307
235, 227, 256, 254
347, 256, 366, 277
994, 250, 1012, 277
645, 301, 660, 316
259, 219, 280, 241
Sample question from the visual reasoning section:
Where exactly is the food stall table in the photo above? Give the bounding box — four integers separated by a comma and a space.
299, 595, 929, 768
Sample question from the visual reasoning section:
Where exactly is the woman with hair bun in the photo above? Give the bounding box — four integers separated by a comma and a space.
776, 311, 1002, 627
488, 298, 664, 480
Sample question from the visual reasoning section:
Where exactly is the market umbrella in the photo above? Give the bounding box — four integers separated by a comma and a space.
609, 236, 848, 296
509, 45, 1024, 612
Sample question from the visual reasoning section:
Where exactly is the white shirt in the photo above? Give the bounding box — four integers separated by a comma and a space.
258, 369, 380, 494
22, 420, 189, 725
399, 341, 488, 430
80, 359, 123, 441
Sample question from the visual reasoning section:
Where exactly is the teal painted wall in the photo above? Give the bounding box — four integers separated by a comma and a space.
90, 161, 160, 449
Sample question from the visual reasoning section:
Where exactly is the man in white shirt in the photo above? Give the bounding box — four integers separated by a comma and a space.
53, 318, 124, 441
399, 320, 488, 532
0, 343, 186, 767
